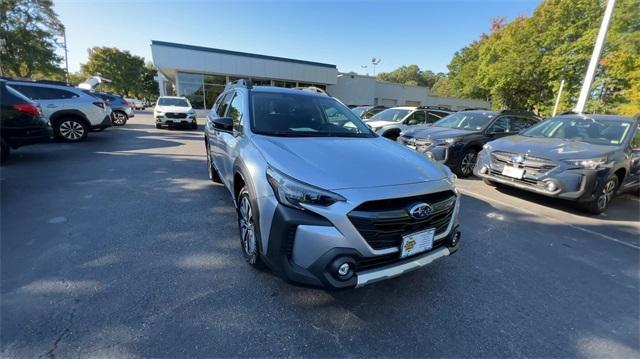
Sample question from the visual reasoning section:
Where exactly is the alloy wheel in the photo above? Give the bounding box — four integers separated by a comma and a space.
59, 120, 85, 140
113, 112, 127, 125
239, 196, 257, 257
597, 179, 617, 211
461, 152, 477, 176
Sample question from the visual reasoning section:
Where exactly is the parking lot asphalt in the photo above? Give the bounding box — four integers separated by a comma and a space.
2, 112, 639, 358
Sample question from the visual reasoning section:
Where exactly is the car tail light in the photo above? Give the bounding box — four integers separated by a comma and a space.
13, 103, 42, 116
93, 101, 106, 109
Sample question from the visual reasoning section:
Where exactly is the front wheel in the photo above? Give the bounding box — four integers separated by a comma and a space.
112, 111, 128, 126
55, 118, 88, 142
454, 148, 478, 177
581, 175, 619, 214
237, 187, 263, 268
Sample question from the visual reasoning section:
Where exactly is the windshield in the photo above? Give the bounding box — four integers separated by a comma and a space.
522, 117, 633, 146
251, 92, 375, 138
433, 112, 494, 131
158, 98, 190, 107
369, 108, 411, 122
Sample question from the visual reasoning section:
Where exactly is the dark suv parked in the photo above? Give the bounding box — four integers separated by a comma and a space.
398, 110, 542, 177
83, 91, 134, 126
0, 80, 51, 162
475, 114, 639, 213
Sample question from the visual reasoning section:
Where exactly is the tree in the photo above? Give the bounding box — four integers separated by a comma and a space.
377, 65, 444, 88
431, 77, 455, 97
0, 0, 65, 78
81, 47, 157, 98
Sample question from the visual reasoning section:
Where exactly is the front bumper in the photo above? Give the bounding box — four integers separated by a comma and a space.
156, 114, 197, 126
397, 136, 461, 167
474, 150, 606, 202
260, 183, 461, 289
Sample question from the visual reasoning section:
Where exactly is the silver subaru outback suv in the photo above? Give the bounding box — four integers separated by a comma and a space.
205, 80, 461, 289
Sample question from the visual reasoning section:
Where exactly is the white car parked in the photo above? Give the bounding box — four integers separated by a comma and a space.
154, 96, 197, 129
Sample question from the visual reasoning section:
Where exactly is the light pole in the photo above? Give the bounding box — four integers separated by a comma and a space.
574, 0, 616, 113
371, 58, 381, 76
552, 79, 565, 117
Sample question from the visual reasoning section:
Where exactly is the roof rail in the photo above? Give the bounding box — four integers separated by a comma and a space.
0, 76, 71, 87
418, 105, 452, 111
462, 107, 491, 111
224, 79, 253, 91
499, 109, 542, 118
294, 86, 329, 96
558, 111, 577, 115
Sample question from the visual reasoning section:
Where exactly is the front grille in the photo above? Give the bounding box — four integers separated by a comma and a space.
398, 136, 432, 147
348, 191, 456, 250
165, 112, 187, 119
491, 151, 556, 176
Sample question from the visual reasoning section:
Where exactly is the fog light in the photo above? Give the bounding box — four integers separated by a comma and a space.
337, 263, 350, 276
451, 231, 461, 246
479, 166, 488, 175
546, 181, 557, 192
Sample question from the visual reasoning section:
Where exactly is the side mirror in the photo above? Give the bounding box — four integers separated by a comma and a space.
212, 117, 233, 131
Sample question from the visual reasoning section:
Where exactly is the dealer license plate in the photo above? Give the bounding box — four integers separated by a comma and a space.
401, 228, 435, 258
502, 166, 525, 179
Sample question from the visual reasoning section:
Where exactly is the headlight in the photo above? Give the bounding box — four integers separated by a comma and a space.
483, 143, 492, 150
266, 167, 346, 210
563, 157, 607, 170
438, 137, 463, 146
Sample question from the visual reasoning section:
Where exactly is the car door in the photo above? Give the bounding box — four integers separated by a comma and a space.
510, 116, 539, 133
218, 92, 245, 186
625, 127, 640, 190
485, 116, 513, 140
207, 92, 233, 175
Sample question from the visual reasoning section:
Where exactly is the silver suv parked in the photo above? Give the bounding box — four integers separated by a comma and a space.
7, 79, 112, 142
205, 80, 461, 289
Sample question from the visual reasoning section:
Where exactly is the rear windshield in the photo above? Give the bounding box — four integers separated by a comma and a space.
158, 98, 189, 107
522, 117, 633, 146
251, 92, 374, 138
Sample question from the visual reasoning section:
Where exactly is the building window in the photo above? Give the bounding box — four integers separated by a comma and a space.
252, 78, 272, 86
204, 74, 226, 85
177, 72, 205, 109
204, 84, 225, 110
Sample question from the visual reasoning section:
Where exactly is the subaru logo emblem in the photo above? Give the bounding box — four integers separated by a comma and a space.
408, 202, 432, 219
511, 154, 525, 164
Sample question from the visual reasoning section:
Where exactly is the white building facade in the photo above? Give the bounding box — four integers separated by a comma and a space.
151, 41, 490, 114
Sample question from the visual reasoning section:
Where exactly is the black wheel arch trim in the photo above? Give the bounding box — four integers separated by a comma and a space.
50, 110, 91, 127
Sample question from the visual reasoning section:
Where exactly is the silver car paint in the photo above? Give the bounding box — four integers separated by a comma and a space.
206, 87, 459, 284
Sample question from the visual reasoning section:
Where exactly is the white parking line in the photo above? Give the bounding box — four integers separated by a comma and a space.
459, 188, 640, 250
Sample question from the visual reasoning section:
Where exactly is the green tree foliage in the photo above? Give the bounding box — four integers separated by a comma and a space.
431, 77, 455, 97
0, 0, 65, 78
377, 65, 445, 88
81, 47, 157, 98
445, 0, 639, 116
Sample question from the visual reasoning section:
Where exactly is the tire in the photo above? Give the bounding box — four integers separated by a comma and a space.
206, 144, 222, 183
155, 123, 162, 129
112, 111, 128, 126
454, 148, 478, 178
1, 139, 10, 164
580, 174, 619, 214
191, 123, 198, 130
54, 117, 89, 142
237, 187, 263, 268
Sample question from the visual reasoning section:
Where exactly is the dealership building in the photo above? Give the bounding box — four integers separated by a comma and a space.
150, 40, 490, 114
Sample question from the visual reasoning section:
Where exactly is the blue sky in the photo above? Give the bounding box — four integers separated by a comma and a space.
54, 0, 539, 75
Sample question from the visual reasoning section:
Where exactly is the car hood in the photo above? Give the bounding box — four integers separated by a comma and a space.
402, 126, 476, 139
252, 135, 448, 190
156, 105, 192, 113
367, 120, 397, 128
488, 135, 617, 160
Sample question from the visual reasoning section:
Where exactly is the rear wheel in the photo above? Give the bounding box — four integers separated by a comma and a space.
191, 122, 198, 130
112, 111, 128, 126
155, 123, 162, 129
581, 175, 619, 214
237, 187, 263, 268
1, 139, 10, 164
454, 148, 478, 177
54, 118, 88, 142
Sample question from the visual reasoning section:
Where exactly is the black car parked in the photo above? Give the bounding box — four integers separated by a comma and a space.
475, 114, 639, 213
0, 80, 51, 163
398, 110, 542, 177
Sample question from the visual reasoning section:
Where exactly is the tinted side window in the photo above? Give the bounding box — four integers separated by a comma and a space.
511, 116, 538, 132
426, 111, 448, 123
489, 117, 510, 133
227, 93, 243, 131
47, 88, 78, 99
407, 111, 426, 124
216, 92, 233, 117
9, 85, 39, 99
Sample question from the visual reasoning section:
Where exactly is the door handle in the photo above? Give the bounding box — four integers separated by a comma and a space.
46, 104, 58, 108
